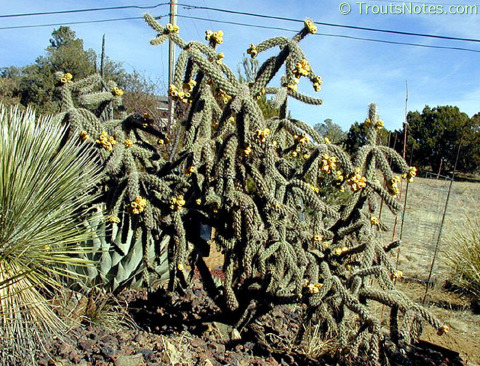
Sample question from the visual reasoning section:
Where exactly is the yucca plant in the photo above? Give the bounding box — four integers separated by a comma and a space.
0, 105, 101, 365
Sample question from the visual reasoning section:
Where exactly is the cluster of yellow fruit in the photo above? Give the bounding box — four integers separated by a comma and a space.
168, 84, 190, 103
170, 194, 186, 211
129, 196, 147, 215
312, 76, 323, 92
215, 88, 231, 104
96, 131, 117, 152
307, 283, 324, 294
215, 52, 224, 65
255, 128, 271, 143
347, 168, 367, 192
294, 134, 310, 145
106, 215, 121, 223
79, 130, 89, 141
321, 154, 337, 174
183, 79, 197, 93
247, 44, 258, 58
334, 170, 345, 188
364, 118, 384, 130
287, 80, 299, 92
293, 59, 311, 79
60, 72, 73, 84
304, 19, 317, 34
166, 23, 179, 33
386, 176, 401, 197
403, 166, 417, 183
205, 30, 224, 44
112, 87, 124, 97
334, 246, 349, 256
392, 270, 403, 279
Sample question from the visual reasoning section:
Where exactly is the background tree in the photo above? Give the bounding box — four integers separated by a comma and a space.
238, 55, 279, 119
121, 70, 167, 126
1, 27, 130, 115
344, 120, 389, 156
313, 118, 346, 144
395, 105, 476, 173
0, 76, 21, 107
463, 113, 480, 173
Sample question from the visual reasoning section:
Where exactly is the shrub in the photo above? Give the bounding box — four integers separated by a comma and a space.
444, 208, 480, 303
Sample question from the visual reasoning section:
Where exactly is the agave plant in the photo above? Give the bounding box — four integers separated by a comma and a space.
0, 105, 100, 365
54, 72, 172, 293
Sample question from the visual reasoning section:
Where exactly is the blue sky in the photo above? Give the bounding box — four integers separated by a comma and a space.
1, 0, 479, 131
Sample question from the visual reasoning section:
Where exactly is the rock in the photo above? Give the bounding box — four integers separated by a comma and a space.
138, 349, 155, 360
133, 333, 147, 346
58, 342, 75, 357
100, 345, 116, 359
202, 321, 241, 343
160, 339, 180, 364
67, 349, 82, 363
114, 354, 145, 366
215, 343, 226, 354
78, 340, 95, 353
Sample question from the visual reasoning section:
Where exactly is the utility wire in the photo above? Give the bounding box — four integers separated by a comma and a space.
178, 14, 480, 53
0, 17, 147, 30
0, 3, 169, 18
178, 3, 480, 44
1, 6, 479, 53
2, 2, 478, 44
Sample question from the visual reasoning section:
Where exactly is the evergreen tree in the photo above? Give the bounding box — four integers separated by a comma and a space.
314, 118, 346, 144
344, 120, 389, 156
1, 27, 127, 115
396, 105, 476, 172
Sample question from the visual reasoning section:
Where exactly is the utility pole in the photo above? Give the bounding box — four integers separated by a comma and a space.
100, 34, 113, 121
100, 34, 106, 79
167, 0, 177, 135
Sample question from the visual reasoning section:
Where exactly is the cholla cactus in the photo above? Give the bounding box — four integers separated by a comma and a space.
143, 15, 447, 364
54, 72, 176, 291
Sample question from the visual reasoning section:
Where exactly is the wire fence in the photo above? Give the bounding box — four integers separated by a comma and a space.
377, 170, 460, 283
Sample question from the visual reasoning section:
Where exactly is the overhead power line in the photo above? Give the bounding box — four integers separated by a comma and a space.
0, 3, 479, 53
177, 14, 480, 53
2, 2, 478, 45
178, 3, 480, 44
0, 3, 169, 18
0, 17, 147, 30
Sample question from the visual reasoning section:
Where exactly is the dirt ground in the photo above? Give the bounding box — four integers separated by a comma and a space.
37, 277, 479, 366
395, 280, 480, 366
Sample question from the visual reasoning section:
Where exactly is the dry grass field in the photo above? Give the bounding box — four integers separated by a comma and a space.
376, 174, 480, 365
378, 175, 480, 279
